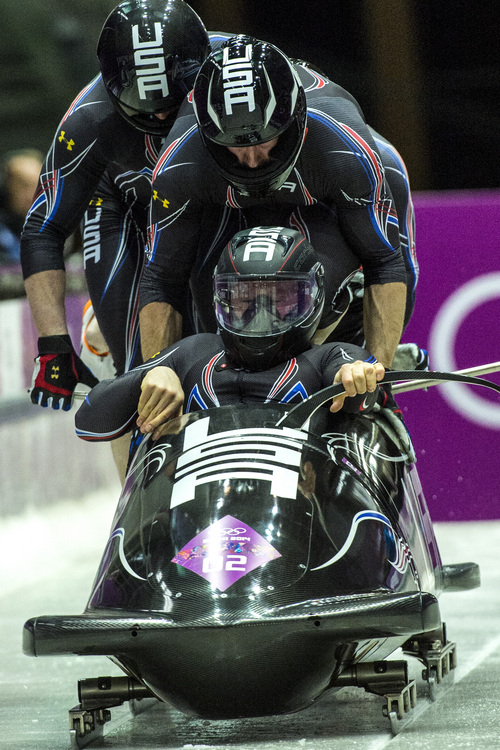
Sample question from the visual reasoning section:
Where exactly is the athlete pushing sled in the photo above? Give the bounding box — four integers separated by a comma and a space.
23, 228, 500, 745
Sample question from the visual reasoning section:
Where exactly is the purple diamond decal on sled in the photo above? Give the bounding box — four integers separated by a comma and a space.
171, 514, 282, 591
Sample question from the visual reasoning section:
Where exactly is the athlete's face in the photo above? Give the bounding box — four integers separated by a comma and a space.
230, 281, 299, 323
227, 138, 279, 169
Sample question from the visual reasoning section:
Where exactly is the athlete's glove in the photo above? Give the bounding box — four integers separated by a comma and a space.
30, 334, 99, 411
378, 382, 404, 421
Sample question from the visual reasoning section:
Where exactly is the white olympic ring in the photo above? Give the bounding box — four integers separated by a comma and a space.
429, 272, 500, 430
212, 527, 247, 536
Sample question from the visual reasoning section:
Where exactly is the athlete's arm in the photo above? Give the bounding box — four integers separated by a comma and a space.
139, 105, 215, 358
75, 368, 144, 442
312, 95, 408, 358
24, 270, 68, 335
363, 281, 406, 367
21, 86, 108, 282
136, 365, 184, 439
139, 302, 183, 361
333, 154, 407, 365
21, 126, 107, 407
21, 96, 108, 337
75, 343, 185, 441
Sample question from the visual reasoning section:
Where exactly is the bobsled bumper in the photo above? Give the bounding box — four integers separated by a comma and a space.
24, 590, 440, 658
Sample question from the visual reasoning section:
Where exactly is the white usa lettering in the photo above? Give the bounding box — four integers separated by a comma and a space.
222, 44, 255, 115
170, 419, 304, 508
83, 207, 102, 266
242, 239, 276, 262
132, 23, 169, 99
243, 227, 283, 261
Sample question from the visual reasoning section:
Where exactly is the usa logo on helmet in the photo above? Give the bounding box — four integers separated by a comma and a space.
132, 23, 169, 99
222, 43, 255, 115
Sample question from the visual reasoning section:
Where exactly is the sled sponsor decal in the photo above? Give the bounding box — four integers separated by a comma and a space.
170, 418, 304, 508
312, 511, 410, 574
171, 514, 281, 591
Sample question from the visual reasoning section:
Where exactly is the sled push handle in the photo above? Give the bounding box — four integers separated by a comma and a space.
276, 362, 500, 430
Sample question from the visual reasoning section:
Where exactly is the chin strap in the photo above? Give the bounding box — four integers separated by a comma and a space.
276, 365, 500, 431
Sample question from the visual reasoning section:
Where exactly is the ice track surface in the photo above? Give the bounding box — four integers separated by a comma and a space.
2, 488, 500, 750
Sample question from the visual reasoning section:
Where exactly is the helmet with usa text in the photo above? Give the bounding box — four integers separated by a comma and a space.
214, 227, 324, 370
193, 36, 307, 197
97, 0, 210, 136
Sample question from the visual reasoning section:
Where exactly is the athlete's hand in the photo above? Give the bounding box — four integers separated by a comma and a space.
30, 335, 99, 411
330, 360, 385, 413
136, 366, 184, 440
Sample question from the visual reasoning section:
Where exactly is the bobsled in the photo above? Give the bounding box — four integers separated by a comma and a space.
24, 369, 499, 747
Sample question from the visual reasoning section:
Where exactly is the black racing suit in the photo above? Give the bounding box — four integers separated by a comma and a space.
141, 64, 417, 343
75, 336, 378, 454
20, 33, 232, 377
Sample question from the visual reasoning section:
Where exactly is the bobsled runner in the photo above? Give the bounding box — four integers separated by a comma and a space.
23, 367, 500, 747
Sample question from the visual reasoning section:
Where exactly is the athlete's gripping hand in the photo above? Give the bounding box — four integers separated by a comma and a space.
136, 366, 185, 440
30, 335, 99, 411
330, 360, 385, 413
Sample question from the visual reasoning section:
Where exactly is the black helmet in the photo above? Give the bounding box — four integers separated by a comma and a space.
97, 0, 210, 136
214, 227, 324, 370
193, 36, 307, 197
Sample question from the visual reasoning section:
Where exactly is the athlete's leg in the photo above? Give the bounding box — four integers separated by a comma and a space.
79, 299, 116, 381
82, 182, 145, 376
81, 178, 146, 484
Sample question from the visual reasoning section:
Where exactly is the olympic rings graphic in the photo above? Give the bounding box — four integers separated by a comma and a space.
429, 272, 500, 430
209, 527, 247, 536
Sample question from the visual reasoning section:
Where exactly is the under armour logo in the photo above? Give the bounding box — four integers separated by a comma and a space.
58, 131, 75, 151
51, 365, 60, 380
152, 190, 170, 208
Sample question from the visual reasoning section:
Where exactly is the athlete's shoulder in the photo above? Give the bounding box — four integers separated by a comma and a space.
299, 342, 365, 367
295, 64, 366, 121
52, 75, 153, 168
164, 334, 224, 372
294, 345, 330, 369
187, 332, 222, 347
171, 333, 223, 357
58, 76, 114, 129
153, 102, 219, 186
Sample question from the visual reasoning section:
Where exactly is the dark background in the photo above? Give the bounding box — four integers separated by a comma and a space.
1, 0, 499, 191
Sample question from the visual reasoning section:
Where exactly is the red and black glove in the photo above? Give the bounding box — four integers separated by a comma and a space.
378, 382, 404, 421
30, 334, 99, 411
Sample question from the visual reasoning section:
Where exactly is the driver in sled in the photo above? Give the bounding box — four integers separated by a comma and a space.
75, 227, 400, 454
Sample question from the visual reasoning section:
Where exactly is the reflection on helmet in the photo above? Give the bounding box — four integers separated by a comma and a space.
193, 36, 307, 197
214, 227, 324, 370
97, 0, 210, 136
216, 278, 320, 335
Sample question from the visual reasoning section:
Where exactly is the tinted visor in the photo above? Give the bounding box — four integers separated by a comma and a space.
215, 274, 319, 336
